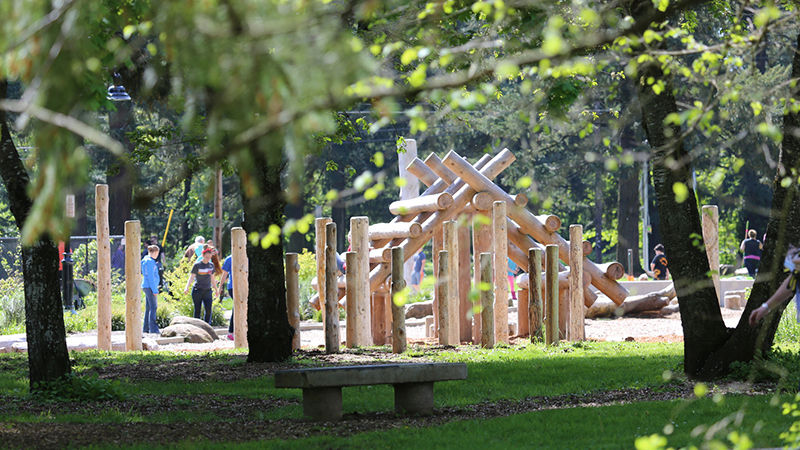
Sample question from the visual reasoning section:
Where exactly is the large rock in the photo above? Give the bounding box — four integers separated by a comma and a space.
405, 300, 433, 319
161, 324, 215, 343
169, 316, 218, 341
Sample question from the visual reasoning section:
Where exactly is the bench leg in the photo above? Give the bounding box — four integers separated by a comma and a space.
394, 382, 434, 415
302, 387, 342, 421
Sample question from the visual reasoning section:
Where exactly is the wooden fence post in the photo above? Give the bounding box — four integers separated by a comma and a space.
443, 221, 460, 345
124, 220, 142, 351
315, 217, 331, 326
231, 227, 249, 348
472, 213, 491, 344
545, 244, 559, 346
285, 252, 301, 351
325, 222, 340, 353
345, 251, 357, 347
458, 223, 471, 343
492, 201, 509, 344
95, 184, 111, 351
432, 226, 443, 338
391, 247, 407, 353
351, 216, 372, 346
701, 205, 722, 305
568, 225, 585, 341
437, 250, 453, 345
529, 248, 544, 342
480, 252, 494, 348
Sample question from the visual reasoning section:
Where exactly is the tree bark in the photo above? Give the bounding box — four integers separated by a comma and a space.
242, 143, 294, 362
0, 80, 70, 388
616, 163, 643, 275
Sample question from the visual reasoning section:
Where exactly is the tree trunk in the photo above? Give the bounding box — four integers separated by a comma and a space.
0, 80, 70, 388
180, 171, 192, 245
241, 144, 294, 362
630, 3, 728, 378
616, 164, 643, 275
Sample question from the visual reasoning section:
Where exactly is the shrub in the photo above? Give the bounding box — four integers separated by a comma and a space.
297, 248, 317, 320
0, 273, 25, 334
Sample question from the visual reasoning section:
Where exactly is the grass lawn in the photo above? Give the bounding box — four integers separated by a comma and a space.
1, 341, 798, 448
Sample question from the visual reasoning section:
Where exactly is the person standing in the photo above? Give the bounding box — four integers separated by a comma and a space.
749, 243, 800, 325
740, 229, 763, 278
650, 244, 670, 280
141, 245, 161, 334
507, 258, 520, 301
111, 237, 126, 276
183, 236, 205, 261
184, 246, 217, 324
218, 253, 235, 340
410, 251, 426, 293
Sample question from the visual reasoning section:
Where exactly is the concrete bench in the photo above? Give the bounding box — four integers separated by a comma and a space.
274, 362, 467, 420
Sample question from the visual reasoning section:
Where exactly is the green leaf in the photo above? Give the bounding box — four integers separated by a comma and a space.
750, 101, 762, 116
672, 182, 689, 203
400, 48, 418, 65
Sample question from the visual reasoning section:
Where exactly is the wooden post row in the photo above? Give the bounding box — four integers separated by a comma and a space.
285, 253, 301, 351
124, 220, 142, 351
231, 227, 249, 348
325, 223, 340, 353
95, 184, 111, 351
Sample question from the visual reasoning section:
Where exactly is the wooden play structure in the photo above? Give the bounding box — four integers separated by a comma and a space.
310, 148, 630, 350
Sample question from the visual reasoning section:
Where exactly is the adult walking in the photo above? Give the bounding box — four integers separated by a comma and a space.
740, 229, 763, 278
141, 245, 161, 334
184, 246, 218, 324
650, 244, 670, 280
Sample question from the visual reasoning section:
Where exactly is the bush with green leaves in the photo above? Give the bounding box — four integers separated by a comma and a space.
160, 256, 226, 326
0, 273, 25, 334
297, 248, 316, 320
32, 373, 127, 402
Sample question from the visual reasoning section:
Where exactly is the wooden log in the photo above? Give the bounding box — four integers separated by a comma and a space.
536, 214, 561, 233
513, 193, 528, 208
545, 245, 559, 345
585, 294, 672, 318
529, 248, 544, 341
584, 286, 598, 307
443, 221, 460, 345
701, 205, 722, 305
345, 252, 357, 348
425, 152, 458, 185
442, 150, 629, 305
372, 289, 389, 345
406, 158, 439, 187
558, 287, 569, 340
517, 287, 529, 337
391, 247, 407, 353
472, 212, 491, 344
389, 192, 453, 216
437, 250, 454, 345
315, 217, 331, 324
351, 216, 371, 346
325, 223, 340, 353
231, 227, 249, 348
492, 201, 509, 344
369, 222, 422, 241
597, 262, 625, 280
472, 192, 493, 211
369, 247, 392, 264
286, 252, 301, 351
432, 226, 442, 338
568, 225, 585, 341
583, 240, 593, 256
124, 220, 142, 351
95, 184, 111, 351
458, 222, 472, 343
480, 252, 495, 348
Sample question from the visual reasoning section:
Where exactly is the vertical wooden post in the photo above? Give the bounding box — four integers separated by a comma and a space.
345, 251, 357, 347
315, 218, 331, 325
545, 244, 559, 346
124, 220, 142, 351
432, 226, 443, 338
95, 184, 111, 351
372, 289, 388, 345
351, 216, 372, 346
391, 247, 407, 353
285, 253, 301, 351
457, 222, 471, 342
517, 287, 529, 337
480, 252, 495, 348
437, 250, 453, 345
492, 201, 509, 344
472, 213, 491, 344
443, 221, 459, 345
701, 205, 722, 305
231, 227, 249, 348
529, 248, 544, 342
325, 222, 340, 353
568, 225, 585, 341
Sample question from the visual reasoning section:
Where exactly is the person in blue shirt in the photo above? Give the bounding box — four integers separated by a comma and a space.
749, 242, 800, 326
218, 254, 235, 340
410, 251, 426, 293
141, 245, 161, 334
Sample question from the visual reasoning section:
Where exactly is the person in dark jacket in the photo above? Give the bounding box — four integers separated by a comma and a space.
740, 229, 763, 278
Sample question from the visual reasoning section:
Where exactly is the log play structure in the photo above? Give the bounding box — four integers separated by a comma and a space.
310, 148, 630, 350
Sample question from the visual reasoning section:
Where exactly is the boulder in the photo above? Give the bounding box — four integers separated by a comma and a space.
405, 300, 433, 319
161, 324, 215, 343
169, 316, 218, 341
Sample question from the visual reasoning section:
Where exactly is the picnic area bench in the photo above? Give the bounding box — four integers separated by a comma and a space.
274, 362, 468, 420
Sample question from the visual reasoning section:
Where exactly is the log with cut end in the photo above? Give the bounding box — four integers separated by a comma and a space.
585, 292, 672, 318
597, 262, 625, 280
535, 214, 561, 233
369, 247, 392, 264
389, 192, 453, 216
471, 192, 493, 211
514, 193, 528, 208
369, 222, 422, 241
425, 152, 458, 184
406, 159, 439, 187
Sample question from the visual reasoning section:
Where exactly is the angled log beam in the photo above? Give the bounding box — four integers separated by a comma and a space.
389, 192, 453, 216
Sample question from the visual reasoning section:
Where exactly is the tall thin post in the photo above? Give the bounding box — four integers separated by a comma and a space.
472, 213, 491, 344
231, 227, 248, 348
95, 185, 111, 351
545, 244, 559, 346
432, 226, 443, 338
701, 205, 722, 305
315, 217, 331, 325
443, 220, 459, 345
437, 250, 453, 345
124, 220, 142, 351
568, 225, 585, 341
480, 252, 495, 348
213, 168, 223, 248
492, 201, 509, 344
529, 248, 544, 342
345, 251, 357, 347
351, 216, 372, 346
458, 223, 472, 342
325, 222, 340, 353
285, 253, 301, 351
391, 247, 407, 353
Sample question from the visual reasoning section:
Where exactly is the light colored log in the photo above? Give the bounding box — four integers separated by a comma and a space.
517, 287, 529, 337
389, 193, 453, 216
558, 287, 569, 340
399, 139, 420, 292
406, 158, 439, 187
598, 262, 625, 280
492, 201, 509, 344
584, 286, 598, 307
368, 222, 422, 241
529, 248, 544, 341
285, 253, 301, 351
369, 247, 392, 264
536, 214, 562, 233
437, 250, 454, 345
583, 240, 593, 256
458, 222, 472, 343
372, 289, 389, 345
472, 213, 491, 344
325, 223, 340, 353
443, 221, 460, 345
391, 247, 407, 353
345, 252, 357, 348
315, 218, 331, 324
95, 184, 111, 351
568, 225, 585, 341
585, 294, 672, 318
351, 216, 371, 346
432, 226, 442, 338
701, 205, 722, 305
425, 152, 458, 185
442, 150, 629, 305
514, 193, 528, 208
480, 252, 495, 348
545, 245, 559, 346
472, 192, 493, 211
124, 220, 142, 351
231, 227, 249, 348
